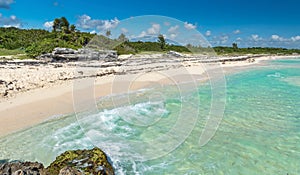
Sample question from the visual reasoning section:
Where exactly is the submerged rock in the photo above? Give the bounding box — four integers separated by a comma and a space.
0, 147, 114, 175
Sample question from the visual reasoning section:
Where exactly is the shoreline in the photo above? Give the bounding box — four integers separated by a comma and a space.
0, 54, 299, 138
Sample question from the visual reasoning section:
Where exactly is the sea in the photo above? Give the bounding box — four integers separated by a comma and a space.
0, 58, 299, 175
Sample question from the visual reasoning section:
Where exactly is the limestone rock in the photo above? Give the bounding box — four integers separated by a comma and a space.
0, 161, 45, 175
53, 48, 78, 55
0, 148, 114, 175
58, 167, 82, 175
38, 48, 118, 62
167, 50, 184, 57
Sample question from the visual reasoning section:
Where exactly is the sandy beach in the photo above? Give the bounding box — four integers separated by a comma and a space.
0, 54, 298, 137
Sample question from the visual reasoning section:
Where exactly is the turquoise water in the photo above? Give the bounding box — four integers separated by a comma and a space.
0, 58, 299, 174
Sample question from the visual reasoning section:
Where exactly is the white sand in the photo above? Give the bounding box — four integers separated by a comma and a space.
0, 54, 298, 137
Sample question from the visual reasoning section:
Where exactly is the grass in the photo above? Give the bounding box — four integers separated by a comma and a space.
0, 48, 25, 56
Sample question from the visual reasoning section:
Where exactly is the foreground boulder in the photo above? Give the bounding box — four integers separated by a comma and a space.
0, 161, 45, 175
46, 147, 114, 175
0, 147, 114, 175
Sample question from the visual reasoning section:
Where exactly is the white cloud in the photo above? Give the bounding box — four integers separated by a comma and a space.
0, 14, 21, 28
271, 34, 284, 41
0, 0, 14, 9
76, 14, 119, 31
168, 25, 179, 33
121, 28, 128, 34
90, 30, 97, 34
251, 34, 262, 41
147, 23, 160, 35
137, 24, 161, 38
291, 36, 300, 42
10, 15, 16, 20
170, 33, 177, 39
220, 35, 229, 44
233, 29, 241, 34
167, 25, 179, 39
43, 21, 53, 28
236, 37, 242, 41
138, 31, 147, 38
271, 35, 280, 40
3, 24, 19, 28
184, 22, 196, 30
205, 30, 211, 37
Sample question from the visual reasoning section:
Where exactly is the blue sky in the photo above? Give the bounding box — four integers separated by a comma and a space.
0, 0, 300, 48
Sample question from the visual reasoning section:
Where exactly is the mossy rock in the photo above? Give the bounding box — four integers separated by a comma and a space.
46, 147, 114, 175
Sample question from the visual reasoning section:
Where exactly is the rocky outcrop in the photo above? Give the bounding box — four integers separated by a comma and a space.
0, 147, 114, 175
46, 147, 114, 175
38, 48, 118, 62
166, 50, 184, 57
58, 167, 82, 175
0, 161, 45, 175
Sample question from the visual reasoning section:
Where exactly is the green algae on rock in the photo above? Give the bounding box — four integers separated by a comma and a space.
46, 147, 114, 175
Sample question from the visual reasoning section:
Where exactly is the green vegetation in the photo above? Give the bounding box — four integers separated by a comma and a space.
114, 34, 190, 55
0, 48, 25, 56
0, 17, 95, 58
158, 34, 166, 50
46, 147, 114, 175
186, 43, 300, 55
213, 46, 300, 55
0, 17, 300, 58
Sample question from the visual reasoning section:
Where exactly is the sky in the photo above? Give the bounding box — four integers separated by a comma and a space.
0, 0, 300, 48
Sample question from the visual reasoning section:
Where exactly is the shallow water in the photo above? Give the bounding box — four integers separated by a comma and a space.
0, 58, 299, 174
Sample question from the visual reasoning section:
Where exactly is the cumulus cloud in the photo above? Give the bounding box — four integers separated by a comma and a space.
269, 34, 300, 43
205, 30, 211, 37
251, 34, 262, 41
90, 30, 97, 34
43, 21, 53, 29
233, 29, 241, 34
147, 23, 160, 35
167, 25, 179, 39
220, 35, 229, 44
169, 33, 177, 39
0, 13, 21, 28
291, 35, 300, 42
168, 25, 179, 33
138, 31, 147, 38
271, 34, 286, 41
184, 22, 196, 30
235, 37, 242, 41
137, 23, 161, 38
76, 14, 119, 31
0, 0, 14, 9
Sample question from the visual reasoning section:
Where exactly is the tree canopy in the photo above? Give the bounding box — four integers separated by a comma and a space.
0, 18, 300, 58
